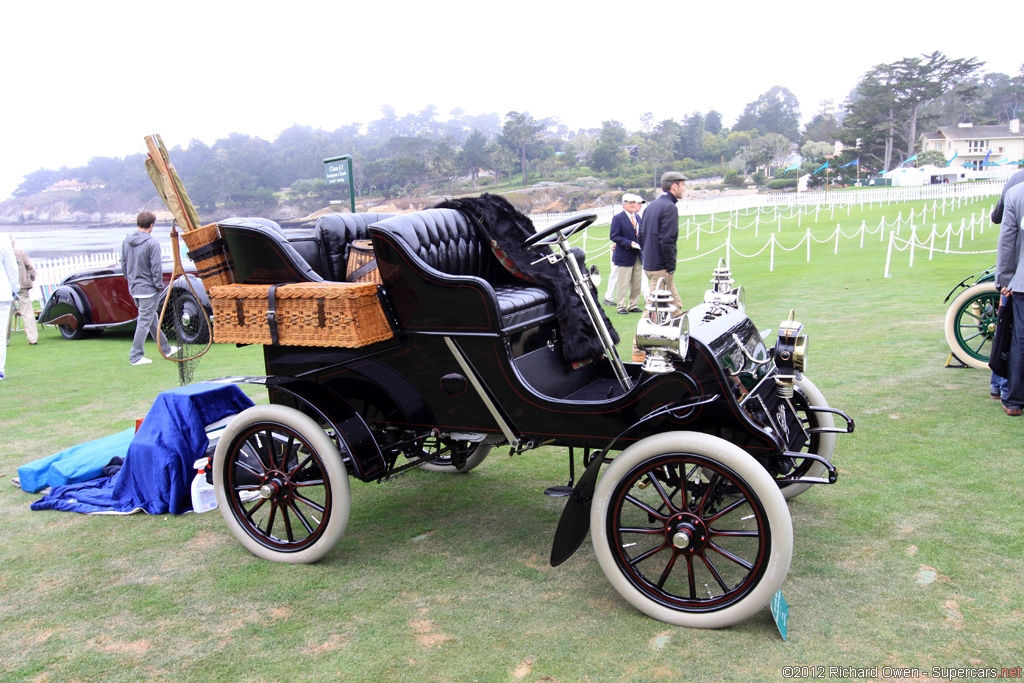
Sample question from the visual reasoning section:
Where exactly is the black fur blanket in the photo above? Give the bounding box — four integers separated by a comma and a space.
435, 194, 619, 365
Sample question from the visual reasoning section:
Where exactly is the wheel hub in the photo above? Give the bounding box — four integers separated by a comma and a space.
258, 473, 290, 501
668, 513, 707, 553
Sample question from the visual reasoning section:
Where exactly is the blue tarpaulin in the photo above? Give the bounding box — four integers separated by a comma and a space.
18, 428, 135, 494
31, 382, 253, 515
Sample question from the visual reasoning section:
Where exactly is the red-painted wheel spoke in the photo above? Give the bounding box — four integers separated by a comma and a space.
280, 502, 295, 542
646, 469, 678, 513
292, 491, 325, 516
706, 541, 755, 571
656, 552, 680, 590
685, 554, 697, 599
628, 541, 669, 568
704, 497, 748, 524
287, 501, 316, 535
693, 473, 721, 516
624, 494, 669, 522
698, 551, 732, 593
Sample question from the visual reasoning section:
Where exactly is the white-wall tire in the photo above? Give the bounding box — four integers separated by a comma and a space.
591, 431, 792, 628
944, 282, 998, 369
213, 404, 350, 564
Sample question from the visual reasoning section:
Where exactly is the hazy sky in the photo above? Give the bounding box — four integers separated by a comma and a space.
3, 1, 1020, 200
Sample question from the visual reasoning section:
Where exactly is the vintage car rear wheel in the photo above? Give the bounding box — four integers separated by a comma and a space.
777, 376, 836, 500
213, 404, 350, 564
944, 282, 999, 369
417, 440, 492, 473
591, 431, 792, 628
57, 311, 88, 340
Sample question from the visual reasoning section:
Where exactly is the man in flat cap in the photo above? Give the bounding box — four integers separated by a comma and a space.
609, 192, 645, 313
641, 171, 687, 316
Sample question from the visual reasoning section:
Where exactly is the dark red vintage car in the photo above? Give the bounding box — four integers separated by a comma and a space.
39, 261, 209, 342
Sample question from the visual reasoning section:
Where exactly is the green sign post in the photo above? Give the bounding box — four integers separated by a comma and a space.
323, 154, 356, 213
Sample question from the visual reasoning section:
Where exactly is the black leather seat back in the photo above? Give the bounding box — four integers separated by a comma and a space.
370, 209, 506, 282
218, 217, 323, 284
315, 212, 393, 281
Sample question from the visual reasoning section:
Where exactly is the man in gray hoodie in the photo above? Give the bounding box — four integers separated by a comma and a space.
121, 211, 174, 365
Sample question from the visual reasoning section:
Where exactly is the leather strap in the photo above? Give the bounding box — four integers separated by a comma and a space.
267, 284, 279, 345
348, 259, 378, 282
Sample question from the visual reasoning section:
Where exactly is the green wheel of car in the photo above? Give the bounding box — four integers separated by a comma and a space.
944, 282, 999, 369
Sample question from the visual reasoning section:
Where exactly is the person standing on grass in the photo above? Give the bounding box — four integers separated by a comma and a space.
0, 233, 20, 380
610, 193, 645, 314
121, 211, 175, 366
995, 181, 1024, 417
641, 172, 687, 317
12, 239, 38, 345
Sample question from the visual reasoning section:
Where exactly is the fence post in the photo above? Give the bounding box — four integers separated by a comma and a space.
834, 224, 840, 255
806, 228, 812, 263
929, 225, 936, 260
860, 220, 866, 248
884, 231, 894, 278
770, 235, 775, 272
908, 227, 916, 268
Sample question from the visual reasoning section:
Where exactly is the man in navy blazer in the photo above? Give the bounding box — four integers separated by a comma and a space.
609, 193, 645, 313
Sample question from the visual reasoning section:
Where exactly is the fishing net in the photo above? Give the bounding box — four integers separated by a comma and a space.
158, 226, 212, 385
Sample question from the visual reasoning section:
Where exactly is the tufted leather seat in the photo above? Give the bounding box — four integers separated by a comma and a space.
369, 208, 554, 333
314, 212, 394, 281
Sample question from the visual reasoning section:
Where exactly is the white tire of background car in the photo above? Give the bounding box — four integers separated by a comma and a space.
943, 282, 999, 370
780, 376, 837, 500
417, 445, 492, 473
213, 404, 350, 564
591, 431, 793, 628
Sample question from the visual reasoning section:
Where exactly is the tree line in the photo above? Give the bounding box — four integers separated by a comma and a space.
13, 52, 1023, 217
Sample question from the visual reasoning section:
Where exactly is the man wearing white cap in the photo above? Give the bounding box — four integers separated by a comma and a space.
609, 193, 645, 313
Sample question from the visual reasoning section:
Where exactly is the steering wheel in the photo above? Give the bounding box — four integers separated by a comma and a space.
524, 213, 598, 250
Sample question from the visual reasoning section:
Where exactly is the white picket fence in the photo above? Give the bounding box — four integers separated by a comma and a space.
528, 180, 1006, 230
30, 245, 174, 306
29, 181, 1007, 305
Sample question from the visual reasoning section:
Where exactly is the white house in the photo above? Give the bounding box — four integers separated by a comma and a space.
919, 120, 1024, 169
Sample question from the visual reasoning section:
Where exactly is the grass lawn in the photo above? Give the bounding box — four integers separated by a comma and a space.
1, 193, 1021, 682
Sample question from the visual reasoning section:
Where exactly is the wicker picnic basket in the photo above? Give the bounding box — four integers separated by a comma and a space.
182, 222, 235, 287
209, 282, 393, 347
345, 239, 382, 284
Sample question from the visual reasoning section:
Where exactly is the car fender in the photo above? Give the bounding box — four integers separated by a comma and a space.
39, 284, 91, 328
205, 376, 386, 482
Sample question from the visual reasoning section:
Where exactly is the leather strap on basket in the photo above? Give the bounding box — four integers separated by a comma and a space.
348, 259, 378, 283
267, 284, 279, 345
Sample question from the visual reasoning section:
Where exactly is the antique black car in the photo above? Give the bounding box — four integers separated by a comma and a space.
39, 260, 210, 342
200, 199, 853, 628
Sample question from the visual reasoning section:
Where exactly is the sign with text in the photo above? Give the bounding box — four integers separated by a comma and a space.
324, 158, 349, 185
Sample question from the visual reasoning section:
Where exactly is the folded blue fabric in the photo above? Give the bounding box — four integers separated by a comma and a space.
31, 382, 254, 515
17, 428, 135, 493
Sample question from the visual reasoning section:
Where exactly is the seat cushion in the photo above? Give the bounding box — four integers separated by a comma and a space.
494, 285, 555, 329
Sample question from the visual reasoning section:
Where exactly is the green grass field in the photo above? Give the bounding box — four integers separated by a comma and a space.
2, 193, 1020, 682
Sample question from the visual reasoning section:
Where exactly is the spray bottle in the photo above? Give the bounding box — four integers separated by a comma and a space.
191, 457, 218, 512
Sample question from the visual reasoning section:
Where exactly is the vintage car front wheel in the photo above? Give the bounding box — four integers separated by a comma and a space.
944, 282, 999, 369
213, 404, 350, 564
591, 431, 792, 628
778, 376, 836, 500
